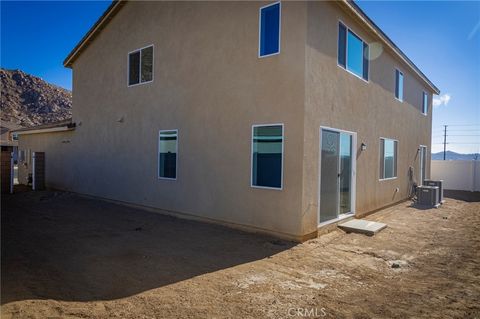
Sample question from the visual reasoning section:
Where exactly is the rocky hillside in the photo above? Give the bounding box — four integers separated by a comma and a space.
0, 68, 72, 127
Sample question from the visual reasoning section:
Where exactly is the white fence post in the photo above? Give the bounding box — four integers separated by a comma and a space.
10, 152, 14, 194
32, 152, 36, 191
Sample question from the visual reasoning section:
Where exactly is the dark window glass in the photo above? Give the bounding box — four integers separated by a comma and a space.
159, 131, 177, 179
128, 51, 140, 85
363, 42, 369, 80
259, 3, 280, 57
395, 70, 404, 101
141, 46, 153, 83
394, 141, 398, 177
338, 23, 347, 67
252, 125, 283, 188
423, 92, 428, 114
395, 71, 399, 98
379, 139, 384, 178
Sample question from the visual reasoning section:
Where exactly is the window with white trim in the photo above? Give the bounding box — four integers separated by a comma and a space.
422, 91, 428, 115
338, 22, 369, 81
158, 130, 178, 179
259, 2, 281, 57
395, 69, 404, 101
380, 138, 398, 180
252, 124, 283, 189
128, 45, 153, 86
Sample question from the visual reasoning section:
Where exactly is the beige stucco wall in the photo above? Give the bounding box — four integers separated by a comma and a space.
300, 2, 433, 235
18, 1, 435, 240
17, 131, 75, 188
66, 1, 307, 239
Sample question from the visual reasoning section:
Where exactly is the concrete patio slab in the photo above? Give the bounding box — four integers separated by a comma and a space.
338, 219, 387, 236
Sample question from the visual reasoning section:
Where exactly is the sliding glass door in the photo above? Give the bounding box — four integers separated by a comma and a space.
319, 128, 354, 224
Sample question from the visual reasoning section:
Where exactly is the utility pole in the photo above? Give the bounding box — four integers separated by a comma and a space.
443, 125, 447, 160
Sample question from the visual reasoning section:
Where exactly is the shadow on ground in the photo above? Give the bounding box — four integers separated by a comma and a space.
1, 189, 295, 304
444, 190, 480, 202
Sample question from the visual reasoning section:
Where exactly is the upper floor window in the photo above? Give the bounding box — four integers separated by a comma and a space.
338, 22, 369, 81
259, 2, 281, 58
128, 45, 153, 86
380, 138, 398, 180
395, 69, 404, 101
252, 124, 283, 189
422, 91, 428, 115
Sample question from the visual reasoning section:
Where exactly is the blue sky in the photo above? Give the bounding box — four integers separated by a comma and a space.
1, 1, 111, 89
1, 1, 479, 153
356, 1, 480, 154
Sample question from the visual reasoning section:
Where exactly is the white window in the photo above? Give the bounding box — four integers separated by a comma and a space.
251, 124, 284, 189
380, 138, 398, 180
422, 91, 428, 115
128, 45, 153, 86
338, 21, 369, 81
158, 130, 178, 180
395, 69, 404, 101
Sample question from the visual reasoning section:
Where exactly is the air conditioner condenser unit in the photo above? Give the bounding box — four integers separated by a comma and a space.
423, 179, 444, 204
417, 185, 440, 208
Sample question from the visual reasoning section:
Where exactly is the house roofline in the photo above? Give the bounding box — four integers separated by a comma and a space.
341, 1, 440, 94
63, 0, 125, 68
12, 119, 76, 135
63, 0, 439, 94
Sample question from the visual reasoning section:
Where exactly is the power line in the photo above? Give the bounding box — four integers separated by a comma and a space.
445, 129, 480, 131
444, 135, 480, 137
432, 129, 480, 132
437, 124, 480, 127
432, 134, 480, 137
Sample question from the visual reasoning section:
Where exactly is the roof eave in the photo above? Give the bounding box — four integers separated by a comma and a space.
341, 0, 440, 95
63, 0, 440, 95
12, 119, 75, 135
63, 0, 125, 68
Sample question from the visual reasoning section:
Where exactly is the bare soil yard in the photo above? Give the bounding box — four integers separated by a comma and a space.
2, 189, 480, 318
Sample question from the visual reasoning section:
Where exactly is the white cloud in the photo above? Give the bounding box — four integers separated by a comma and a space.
433, 94, 451, 107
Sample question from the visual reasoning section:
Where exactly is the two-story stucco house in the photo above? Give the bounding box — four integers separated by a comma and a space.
16, 0, 439, 241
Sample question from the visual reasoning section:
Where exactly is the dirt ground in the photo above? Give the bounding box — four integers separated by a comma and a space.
1, 189, 480, 319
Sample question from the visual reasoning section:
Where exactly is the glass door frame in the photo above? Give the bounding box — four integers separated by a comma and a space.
419, 145, 427, 186
318, 126, 357, 227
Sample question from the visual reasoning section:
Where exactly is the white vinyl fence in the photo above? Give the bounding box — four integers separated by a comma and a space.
431, 160, 480, 192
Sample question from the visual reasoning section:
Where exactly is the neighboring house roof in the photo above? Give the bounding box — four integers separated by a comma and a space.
63, 0, 440, 94
11, 119, 75, 136
1, 122, 22, 147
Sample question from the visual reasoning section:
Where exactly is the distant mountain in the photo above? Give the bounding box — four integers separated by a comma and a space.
432, 151, 480, 161
0, 68, 72, 127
